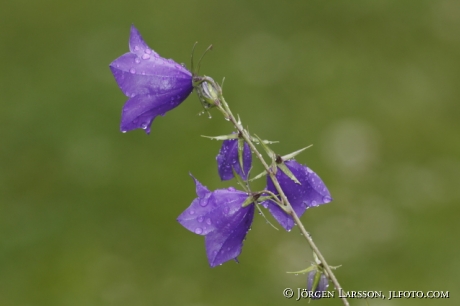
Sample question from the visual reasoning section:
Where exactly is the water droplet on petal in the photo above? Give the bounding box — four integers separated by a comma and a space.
189, 210, 195, 215
129, 68, 136, 74
227, 187, 236, 191
194, 227, 203, 234
142, 54, 150, 60
134, 46, 140, 51
200, 199, 208, 207
206, 218, 212, 225
197, 216, 204, 223
311, 200, 317, 206
121, 130, 127, 133
141, 122, 148, 129
306, 167, 313, 173
322, 195, 332, 203
180, 63, 186, 67
135, 58, 141, 64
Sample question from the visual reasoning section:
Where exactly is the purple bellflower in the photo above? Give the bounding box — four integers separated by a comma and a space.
307, 269, 329, 299
177, 176, 254, 267
109, 25, 193, 134
263, 160, 332, 231
216, 138, 252, 181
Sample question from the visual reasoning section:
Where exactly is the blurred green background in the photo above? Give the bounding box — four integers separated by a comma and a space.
1, 0, 459, 305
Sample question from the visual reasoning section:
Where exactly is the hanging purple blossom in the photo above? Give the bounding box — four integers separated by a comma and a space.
109, 25, 193, 134
263, 160, 332, 231
216, 138, 252, 181
307, 270, 329, 299
177, 176, 254, 267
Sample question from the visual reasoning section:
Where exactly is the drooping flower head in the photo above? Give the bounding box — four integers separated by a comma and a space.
177, 175, 254, 267
307, 269, 329, 299
216, 136, 252, 181
263, 160, 332, 231
109, 25, 193, 134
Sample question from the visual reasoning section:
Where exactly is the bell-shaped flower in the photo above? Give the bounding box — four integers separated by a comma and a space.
307, 269, 329, 299
109, 25, 193, 134
177, 176, 255, 267
216, 138, 252, 181
263, 160, 332, 231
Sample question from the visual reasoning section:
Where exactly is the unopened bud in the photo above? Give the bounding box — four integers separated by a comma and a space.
306, 269, 329, 300
194, 76, 220, 109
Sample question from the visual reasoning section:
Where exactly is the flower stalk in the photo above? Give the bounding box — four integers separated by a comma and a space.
203, 77, 350, 306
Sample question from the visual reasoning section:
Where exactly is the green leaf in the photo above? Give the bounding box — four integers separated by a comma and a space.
281, 145, 313, 161
201, 134, 238, 141
278, 162, 301, 184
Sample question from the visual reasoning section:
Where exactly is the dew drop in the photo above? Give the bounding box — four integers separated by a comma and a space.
189, 210, 195, 215
145, 48, 152, 54
135, 58, 141, 64
121, 130, 127, 133
197, 216, 204, 223
306, 167, 313, 173
227, 187, 236, 191
129, 68, 136, 74
180, 63, 186, 67
200, 199, 208, 207
206, 218, 212, 225
134, 46, 140, 51
142, 54, 150, 60
141, 122, 148, 129
311, 200, 317, 206
194, 227, 203, 234
322, 195, 332, 203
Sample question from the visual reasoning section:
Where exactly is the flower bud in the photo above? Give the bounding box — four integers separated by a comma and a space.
194, 77, 220, 109
306, 269, 329, 300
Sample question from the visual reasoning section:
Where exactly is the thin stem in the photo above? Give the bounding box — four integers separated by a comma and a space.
214, 91, 349, 306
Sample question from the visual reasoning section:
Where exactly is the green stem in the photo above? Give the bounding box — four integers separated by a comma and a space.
215, 92, 349, 306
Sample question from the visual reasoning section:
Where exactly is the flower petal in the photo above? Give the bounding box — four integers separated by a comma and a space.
177, 178, 250, 237
264, 160, 332, 231
205, 203, 254, 267
109, 53, 192, 98
120, 88, 192, 134
128, 25, 158, 57
217, 139, 252, 180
